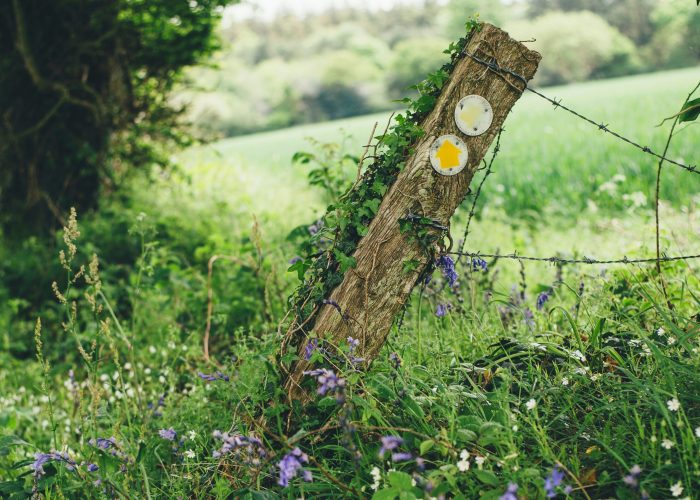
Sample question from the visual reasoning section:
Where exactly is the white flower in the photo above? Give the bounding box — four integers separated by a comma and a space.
460, 450, 470, 461
188, 430, 197, 440
657, 327, 665, 336
695, 426, 700, 438
457, 457, 470, 472
184, 449, 195, 459
561, 377, 569, 386
168, 341, 176, 350
124, 362, 132, 371
650, 435, 657, 443
474, 455, 486, 469
670, 481, 684, 497
667, 336, 676, 345
149, 345, 157, 354
159, 376, 166, 384
667, 398, 680, 412
144, 367, 152, 375
370, 466, 381, 491
662, 439, 675, 449
512, 425, 518, 432
525, 399, 537, 411
590, 373, 601, 382
571, 350, 586, 362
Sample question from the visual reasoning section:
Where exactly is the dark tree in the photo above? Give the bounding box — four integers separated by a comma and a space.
0, 0, 233, 236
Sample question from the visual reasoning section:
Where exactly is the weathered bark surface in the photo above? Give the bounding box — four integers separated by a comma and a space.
286, 24, 540, 399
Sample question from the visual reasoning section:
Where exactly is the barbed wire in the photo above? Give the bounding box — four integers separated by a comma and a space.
449, 250, 700, 266
462, 51, 699, 176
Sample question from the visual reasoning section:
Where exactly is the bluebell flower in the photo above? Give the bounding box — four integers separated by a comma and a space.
391, 452, 412, 462
159, 428, 177, 441
197, 371, 230, 382
500, 482, 518, 500
278, 447, 312, 487
87, 463, 99, 472
389, 352, 401, 369
303, 369, 345, 399
212, 431, 266, 465
471, 257, 488, 272
523, 308, 535, 327
436, 255, 458, 287
30, 451, 76, 479
304, 338, 319, 360
378, 436, 403, 458
544, 466, 565, 498
436, 303, 449, 317
623, 464, 642, 488
537, 291, 551, 310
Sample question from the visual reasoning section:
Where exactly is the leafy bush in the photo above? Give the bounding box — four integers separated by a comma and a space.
506, 11, 641, 85
387, 37, 451, 97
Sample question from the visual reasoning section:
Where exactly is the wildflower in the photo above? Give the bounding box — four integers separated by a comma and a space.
159, 428, 177, 441
544, 466, 565, 499
378, 436, 403, 458
303, 369, 345, 399
695, 426, 700, 438
30, 451, 76, 479
370, 466, 381, 490
500, 483, 518, 500
347, 337, 359, 351
661, 439, 674, 449
86, 463, 99, 472
667, 398, 680, 412
623, 464, 642, 487
211, 431, 266, 464
657, 327, 665, 336
391, 452, 412, 462
474, 455, 486, 468
436, 303, 449, 317
457, 450, 470, 471
667, 336, 677, 345
471, 257, 488, 272
277, 447, 312, 487
188, 430, 197, 440
561, 377, 569, 386
537, 291, 551, 310
389, 352, 401, 370
670, 481, 684, 497
304, 338, 319, 360
197, 371, 230, 382
523, 308, 534, 327
436, 255, 458, 287
525, 398, 537, 411
184, 450, 195, 459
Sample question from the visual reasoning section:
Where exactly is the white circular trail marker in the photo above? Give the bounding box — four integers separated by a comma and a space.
455, 95, 493, 136
429, 134, 468, 176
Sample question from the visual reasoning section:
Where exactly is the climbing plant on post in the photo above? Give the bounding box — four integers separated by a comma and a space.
282, 23, 540, 402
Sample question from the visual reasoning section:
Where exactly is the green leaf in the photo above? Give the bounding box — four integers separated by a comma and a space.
419, 439, 435, 455
474, 470, 499, 486
0, 435, 30, 457
287, 259, 310, 280
372, 488, 400, 500
679, 98, 700, 123
333, 249, 357, 273
291, 151, 314, 164
387, 471, 414, 490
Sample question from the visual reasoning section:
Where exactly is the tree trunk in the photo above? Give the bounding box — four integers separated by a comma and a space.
285, 23, 540, 401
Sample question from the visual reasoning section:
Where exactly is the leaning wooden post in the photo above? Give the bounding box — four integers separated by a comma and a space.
285, 24, 540, 399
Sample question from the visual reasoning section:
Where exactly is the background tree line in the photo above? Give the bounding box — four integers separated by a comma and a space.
182, 0, 699, 137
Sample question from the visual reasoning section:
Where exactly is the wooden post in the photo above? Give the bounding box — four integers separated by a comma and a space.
285, 24, 540, 399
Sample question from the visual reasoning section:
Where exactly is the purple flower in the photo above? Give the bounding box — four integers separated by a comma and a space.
89, 437, 118, 450
500, 482, 518, 500
545, 466, 565, 498
391, 452, 412, 462
389, 352, 401, 369
278, 447, 312, 487
471, 257, 488, 272
30, 451, 76, 478
87, 463, 99, 472
159, 428, 177, 441
523, 307, 535, 327
347, 337, 359, 351
308, 221, 323, 236
623, 465, 642, 488
537, 291, 551, 310
304, 338, 319, 360
197, 371, 230, 382
437, 255, 458, 287
303, 369, 345, 398
378, 435, 403, 458
212, 431, 266, 465
436, 303, 449, 317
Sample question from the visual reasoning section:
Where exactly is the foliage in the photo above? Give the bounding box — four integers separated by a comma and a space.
0, 0, 233, 235
506, 11, 641, 86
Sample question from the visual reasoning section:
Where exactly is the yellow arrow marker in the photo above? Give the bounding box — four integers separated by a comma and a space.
435, 139, 461, 169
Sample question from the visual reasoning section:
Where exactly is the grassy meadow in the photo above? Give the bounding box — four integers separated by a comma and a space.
1, 68, 700, 499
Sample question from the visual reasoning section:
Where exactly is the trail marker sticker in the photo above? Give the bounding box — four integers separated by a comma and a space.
429, 134, 468, 176
455, 95, 493, 136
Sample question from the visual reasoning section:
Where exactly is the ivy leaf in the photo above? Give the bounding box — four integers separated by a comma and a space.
679, 97, 700, 123
287, 259, 310, 280
291, 151, 314, 164
334, 249, 357, 273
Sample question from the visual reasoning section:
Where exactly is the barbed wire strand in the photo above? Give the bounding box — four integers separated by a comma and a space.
463, 51, 699, 176
450, 250, 700, 265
